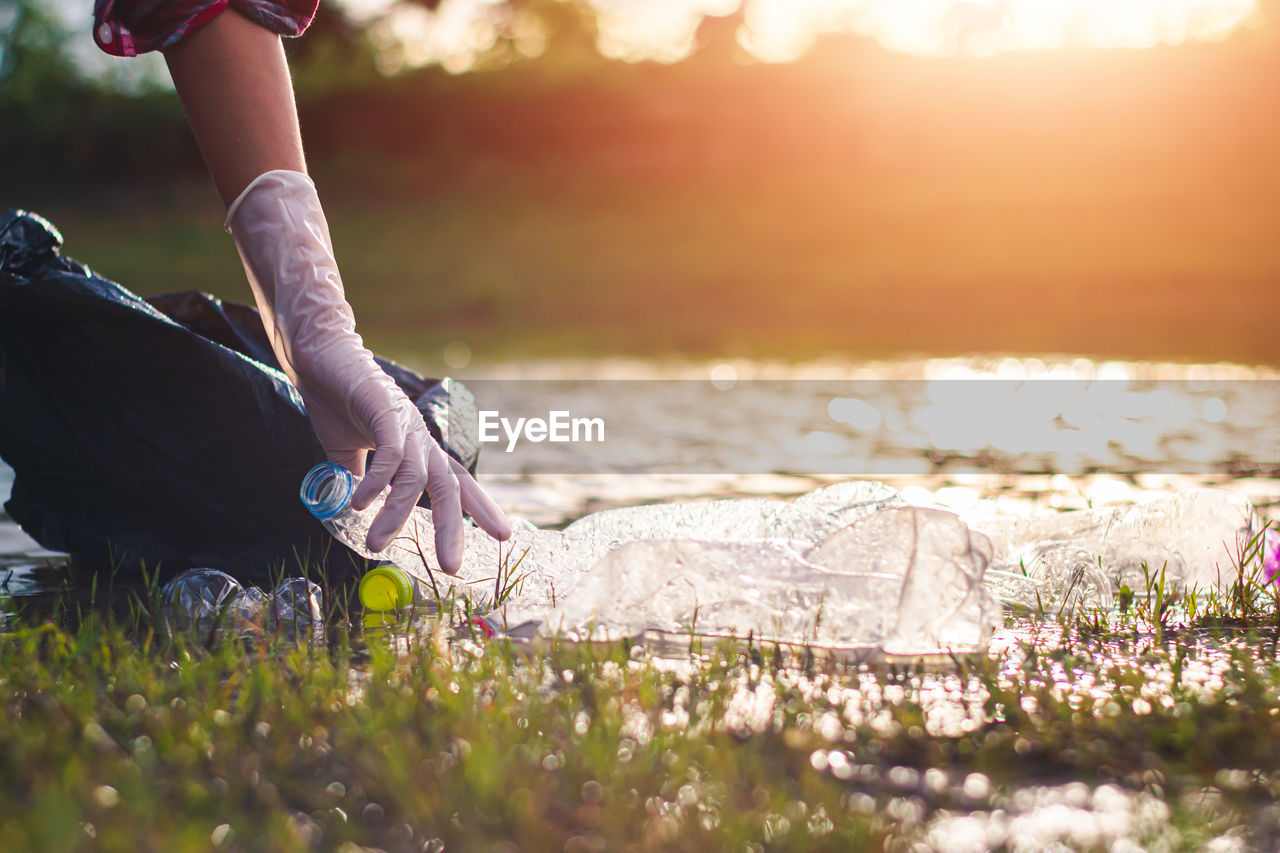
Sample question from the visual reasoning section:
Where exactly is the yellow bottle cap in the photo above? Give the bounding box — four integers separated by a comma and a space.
358, 564, 414, 611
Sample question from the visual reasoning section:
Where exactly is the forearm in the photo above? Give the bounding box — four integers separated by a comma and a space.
163, 8, 306, 207
160, 11, 511, 556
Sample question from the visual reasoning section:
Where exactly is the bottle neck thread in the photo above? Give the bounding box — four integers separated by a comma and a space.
300, 462, 354, 520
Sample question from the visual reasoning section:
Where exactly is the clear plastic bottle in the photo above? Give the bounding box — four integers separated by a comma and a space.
159, 568, 257, 633
158, 568, 323, 633
300, 462, 441, 597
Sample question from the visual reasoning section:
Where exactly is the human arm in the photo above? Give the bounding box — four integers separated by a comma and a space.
163, 10, 510, 567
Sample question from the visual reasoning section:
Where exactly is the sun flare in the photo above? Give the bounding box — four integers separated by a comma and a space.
361, 0, 1261, 75
736, 0, 1260, 61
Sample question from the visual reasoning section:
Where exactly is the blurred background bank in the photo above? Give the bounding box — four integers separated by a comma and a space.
3, 0, 1278, 369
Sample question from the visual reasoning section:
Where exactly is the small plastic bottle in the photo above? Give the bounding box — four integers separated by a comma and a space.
159, 569, 323, 632
300, 461, 439, 599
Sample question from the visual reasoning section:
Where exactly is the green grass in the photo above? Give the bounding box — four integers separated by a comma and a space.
2, 551, 1280, 851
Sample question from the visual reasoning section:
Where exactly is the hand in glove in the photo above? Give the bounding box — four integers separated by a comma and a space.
226, 170, 510, 571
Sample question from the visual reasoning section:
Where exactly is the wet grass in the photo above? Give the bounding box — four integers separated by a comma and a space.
3, 561, 1280, 851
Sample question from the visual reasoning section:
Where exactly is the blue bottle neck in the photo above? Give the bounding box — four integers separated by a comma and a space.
300, 462, 354, 520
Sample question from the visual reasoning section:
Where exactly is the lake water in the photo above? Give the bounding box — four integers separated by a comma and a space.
3, 354, 1278, 601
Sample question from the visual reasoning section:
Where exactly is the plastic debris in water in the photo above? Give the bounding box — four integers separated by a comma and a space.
299, 463, 1264, 655
539, 506, 997, 655
974, 489, 1258, 609
159, 569, 257, 634
270, 577, 323, 625
159, 568, 323, 635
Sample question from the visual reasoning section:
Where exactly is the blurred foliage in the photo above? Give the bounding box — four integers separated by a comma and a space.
0, 0, 620, 192
284, 1, 382, 97
8, 0, 1280, 367
0, 0, 190, 193
0, 0, 71, 105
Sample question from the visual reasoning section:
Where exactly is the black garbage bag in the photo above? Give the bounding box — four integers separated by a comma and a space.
0, 209, 479, 586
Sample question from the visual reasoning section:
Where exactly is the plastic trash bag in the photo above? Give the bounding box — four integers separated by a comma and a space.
0, 209, 479, 586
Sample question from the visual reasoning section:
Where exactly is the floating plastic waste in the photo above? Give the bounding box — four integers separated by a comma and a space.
303, 467, 992, 653
159, 568, 322, 635
560, 480, 903, 547
541, 507, 997, 655
271, 577, 325, 626
159, 568, 257, 634
302, 466, 910, 623
973, 489, 1257, 610
302, 460, 1262, 654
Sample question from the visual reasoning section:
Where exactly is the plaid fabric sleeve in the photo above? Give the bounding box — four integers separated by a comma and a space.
93, 0, 320, 57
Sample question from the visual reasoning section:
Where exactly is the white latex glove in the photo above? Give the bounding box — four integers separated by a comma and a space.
225, 169, 510, 570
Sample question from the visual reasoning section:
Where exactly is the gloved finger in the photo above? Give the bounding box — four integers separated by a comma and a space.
325, 447, 369, 478
425, 443, 465, 574
351, 405, 408, 511
365, 427, 430, 553
449, 455, 512, 541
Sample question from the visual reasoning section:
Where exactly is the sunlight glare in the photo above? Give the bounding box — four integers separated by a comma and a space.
360, 0, 1260, 75
592, 0, 741, 63
737, 0, 1258, 61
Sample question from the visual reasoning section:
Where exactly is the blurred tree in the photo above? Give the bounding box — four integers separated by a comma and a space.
286, 1, 381, 97
0, 0, 190, 193
0, 0, 79, 107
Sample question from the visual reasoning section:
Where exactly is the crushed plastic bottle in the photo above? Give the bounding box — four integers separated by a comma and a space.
301, 466, 910, 626
560, 480, 902, 550
300, 467, 999, 652
299, 465, 1262, 653
159, 568, 323, 635
496, 480, 906, 624
159, 568, 263, 634
539, 507, 997, 654
300, 462, 459, 581
973, 489, 1257, 609
271, 577, 324, 625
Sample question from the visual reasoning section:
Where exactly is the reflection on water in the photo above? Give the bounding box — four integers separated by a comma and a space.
460, 361, 1280, 480
0, 465, 65, 599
